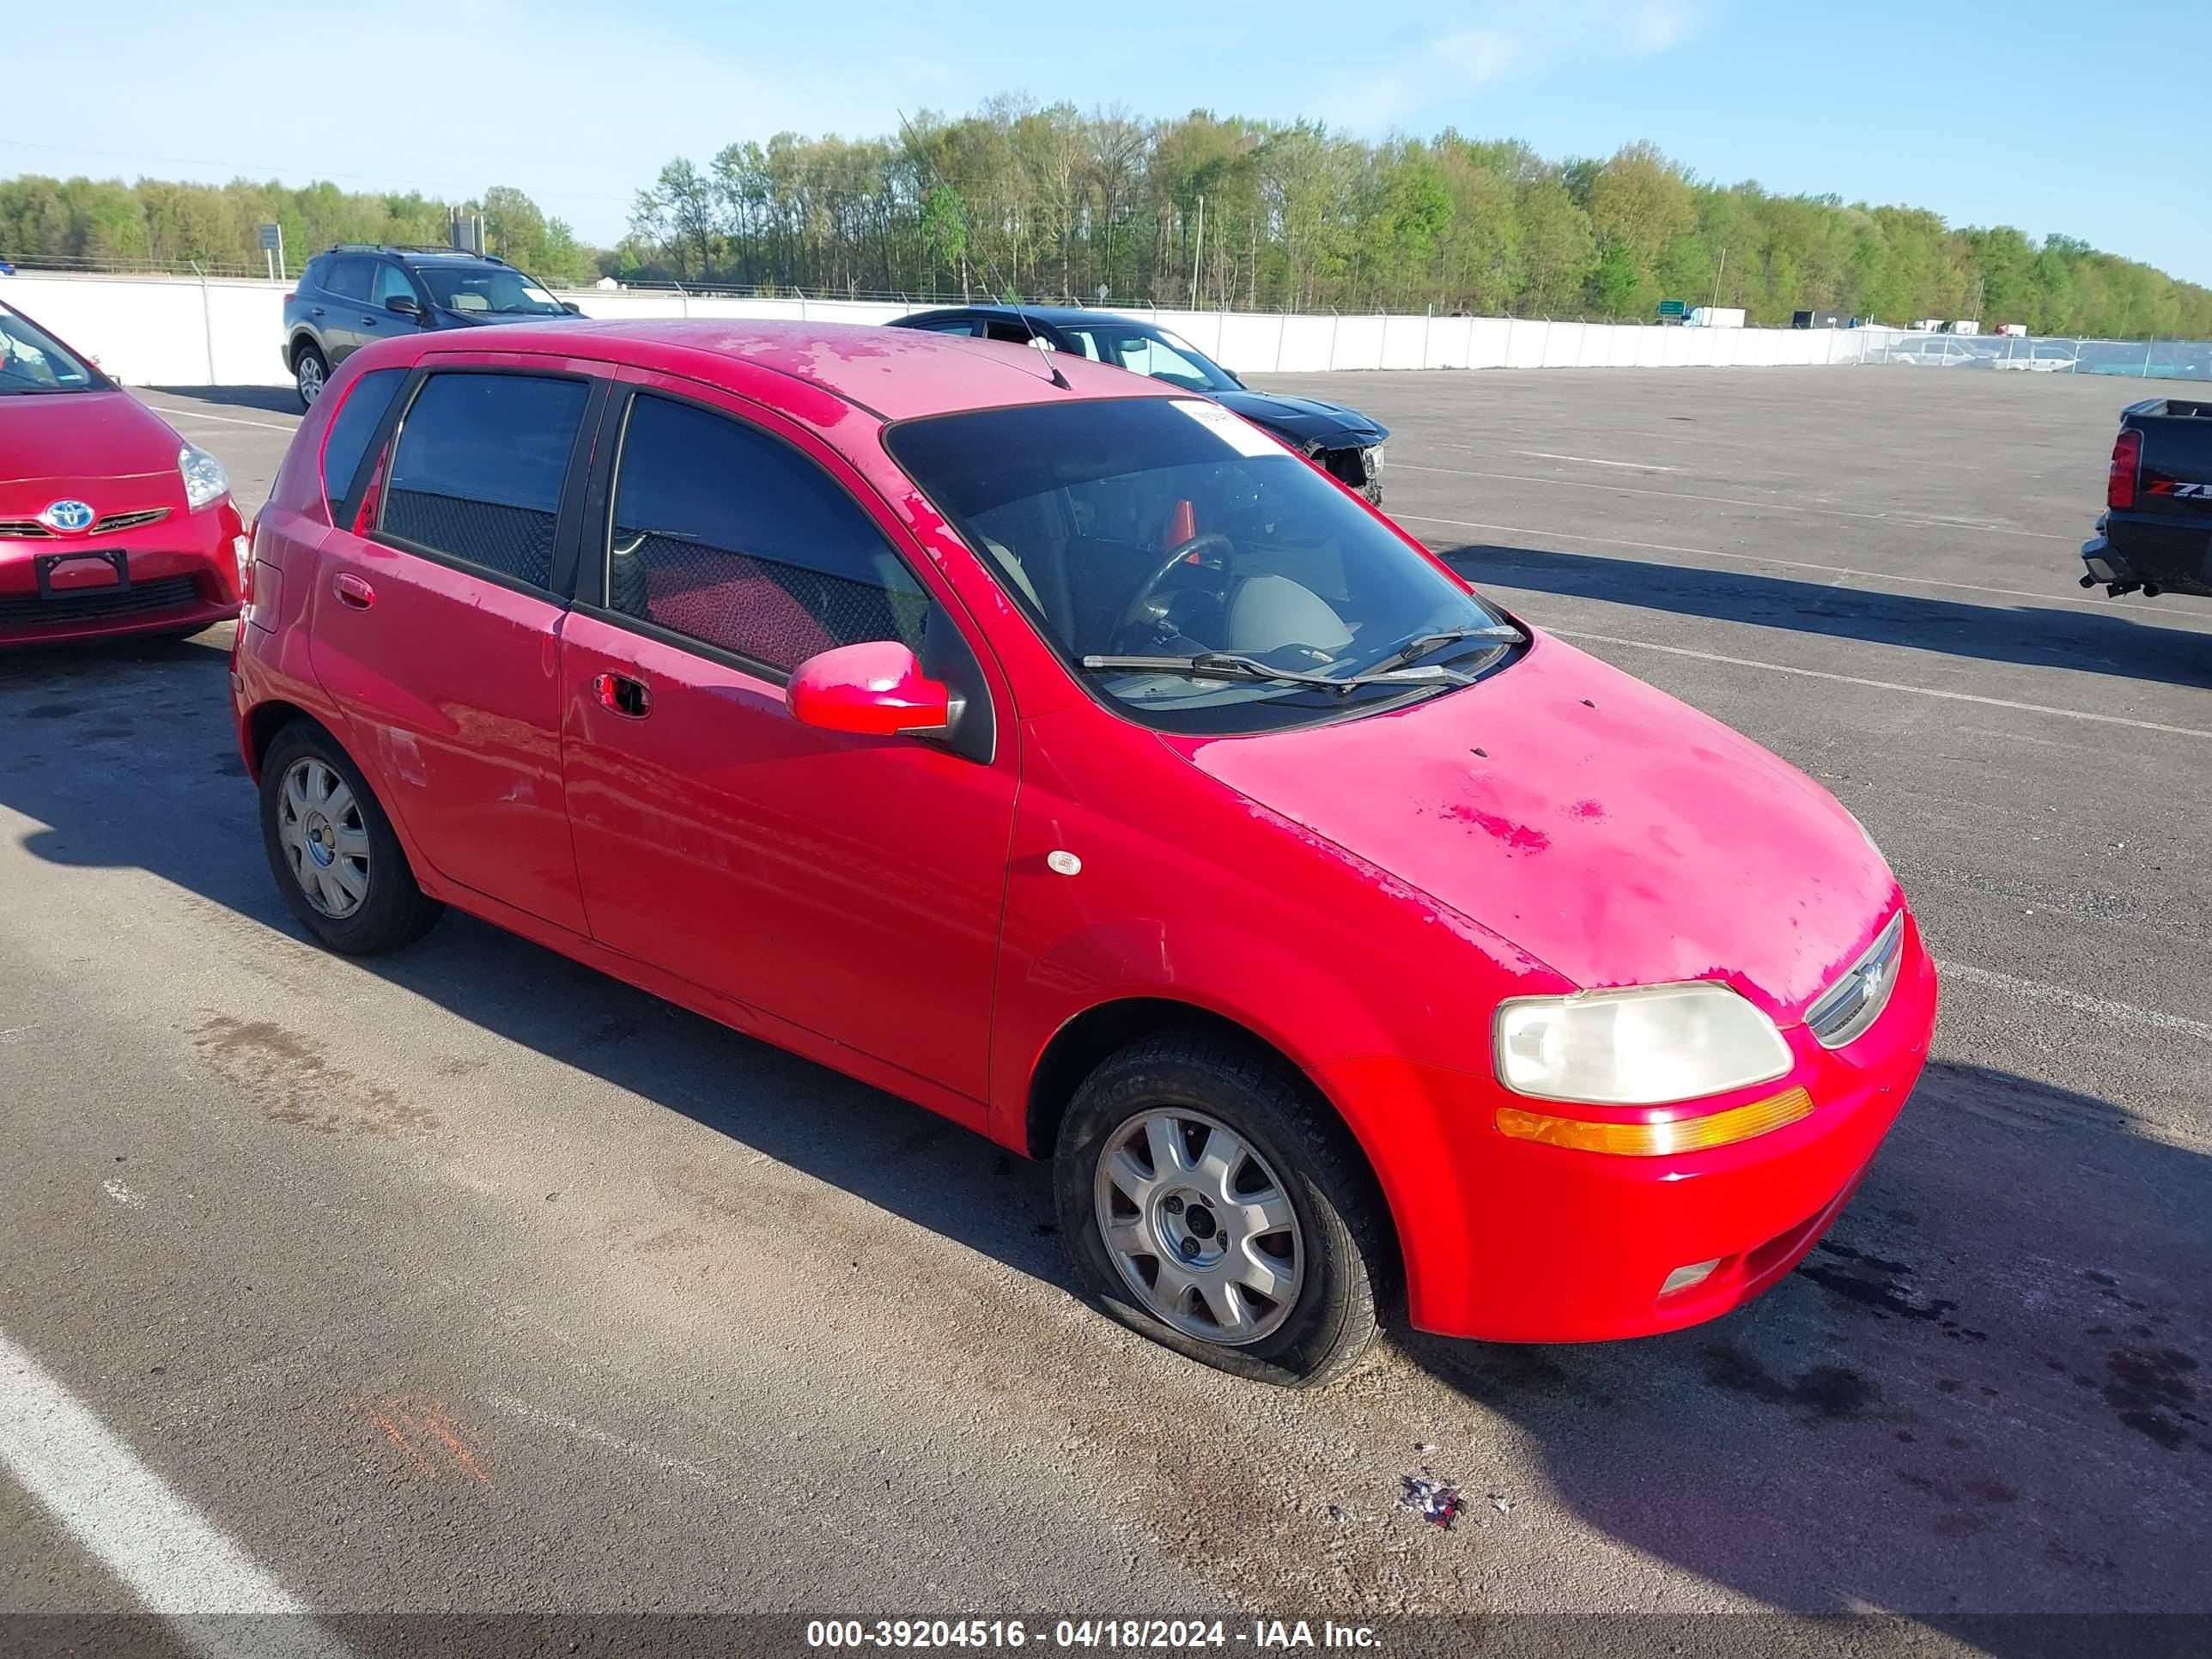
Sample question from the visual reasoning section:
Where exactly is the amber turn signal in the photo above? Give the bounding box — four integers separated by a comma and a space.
1496, 1086, 1814, 1156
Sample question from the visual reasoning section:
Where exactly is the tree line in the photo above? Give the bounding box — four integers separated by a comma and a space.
6, 97, 2208, 338
0, 176, 597, 288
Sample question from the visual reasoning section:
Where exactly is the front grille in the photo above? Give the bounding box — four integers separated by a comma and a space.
0, 507, 172, 538
0, 575, 203, 629
1322, 447, 1372, 487
1804, 912, 1906, 1048
93, 507, 171, 534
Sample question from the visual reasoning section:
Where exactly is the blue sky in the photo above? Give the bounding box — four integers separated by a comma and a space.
9, 1, 2209, 284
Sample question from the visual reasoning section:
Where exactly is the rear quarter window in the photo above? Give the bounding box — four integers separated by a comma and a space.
382, 372, 590, 590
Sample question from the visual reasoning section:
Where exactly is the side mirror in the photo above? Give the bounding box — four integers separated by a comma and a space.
787, 641, 952, 738
562, 301, 583, 315
386, 294, 422, 317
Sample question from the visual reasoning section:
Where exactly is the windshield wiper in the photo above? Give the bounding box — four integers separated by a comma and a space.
1360, 623, 1526, 678
1079, 651, 1475, 696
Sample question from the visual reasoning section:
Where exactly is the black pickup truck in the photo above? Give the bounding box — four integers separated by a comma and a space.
2080, 398, 2212, 599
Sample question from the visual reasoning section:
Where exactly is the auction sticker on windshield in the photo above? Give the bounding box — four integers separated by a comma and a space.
1170, 398, 1281, 458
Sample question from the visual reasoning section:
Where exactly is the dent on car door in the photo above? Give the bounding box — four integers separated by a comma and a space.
556, 383, 1018, 1104
309, 364, 605, 933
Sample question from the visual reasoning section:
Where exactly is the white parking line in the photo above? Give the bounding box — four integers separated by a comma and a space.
1547, 628, 2212, 741
1400, 510, 2212, 629
1937, 961, 2212, 1047
1513, 450, 1674, 471
1395, 461, 2072, 541
0, 1327, 348, 1651
151, 407, 296, 432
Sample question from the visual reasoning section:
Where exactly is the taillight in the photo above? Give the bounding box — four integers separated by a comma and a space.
283, 291, 295, 305
2108, 428, 2142, 511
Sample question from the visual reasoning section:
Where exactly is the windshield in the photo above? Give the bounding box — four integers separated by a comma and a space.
0, 306, 107, 394
886, 397, 1516, 734
418, 265, 568, 317
1054, 323, 1242, 392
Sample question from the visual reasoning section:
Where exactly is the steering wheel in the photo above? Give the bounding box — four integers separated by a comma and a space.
1113, 532, 1235, 643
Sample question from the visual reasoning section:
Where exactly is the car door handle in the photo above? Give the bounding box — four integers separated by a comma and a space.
594, 672, 652, 719
362, 316, 380, 326
312, 306, 325, 316
333, 572, 374, 610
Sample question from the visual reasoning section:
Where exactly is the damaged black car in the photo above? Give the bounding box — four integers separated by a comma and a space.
890, 305, 1390, 504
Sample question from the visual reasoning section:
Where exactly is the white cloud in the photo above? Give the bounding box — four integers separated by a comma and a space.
1320, 1, 1712, 128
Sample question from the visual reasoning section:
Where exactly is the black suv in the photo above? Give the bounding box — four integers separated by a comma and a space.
890, 305, 1390, 503
281, 246, 580, 408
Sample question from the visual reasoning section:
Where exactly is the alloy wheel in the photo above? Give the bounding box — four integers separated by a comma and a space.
276, 757, 369, 919
1092, 1108, 1304, 1346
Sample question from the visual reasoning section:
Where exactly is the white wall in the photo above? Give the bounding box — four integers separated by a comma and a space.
1, 271, 1884, 389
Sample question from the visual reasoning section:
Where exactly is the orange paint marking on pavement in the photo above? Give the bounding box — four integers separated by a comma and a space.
418, 1401, 491, 1486
368, 1409, 436, 1478
367, 1396, 491, 1486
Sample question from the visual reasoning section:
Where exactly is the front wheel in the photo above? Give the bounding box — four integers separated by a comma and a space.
1054, 1035, 1389, 1387
258, 722, 442, 954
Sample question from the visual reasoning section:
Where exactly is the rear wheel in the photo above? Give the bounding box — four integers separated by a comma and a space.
293, 342, 328, 409
258, 722, 441, 954
1053, 1034, 1388, 1387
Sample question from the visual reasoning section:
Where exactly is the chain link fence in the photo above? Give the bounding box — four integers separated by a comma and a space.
1859, 331, 2212, 381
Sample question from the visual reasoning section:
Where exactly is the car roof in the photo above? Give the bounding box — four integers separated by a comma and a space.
408, 317, 1179, 422
319, 246, 502, 263
916, 304, 1170, 329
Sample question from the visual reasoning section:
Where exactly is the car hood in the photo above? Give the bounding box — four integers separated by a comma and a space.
1212, 389, 1389, 447
1171, 634, 1895, 1018
0, 390, 181, 489
434, 307, 567, 328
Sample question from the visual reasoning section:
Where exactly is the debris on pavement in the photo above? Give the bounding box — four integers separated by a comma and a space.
1398, 1473, 1463, 1529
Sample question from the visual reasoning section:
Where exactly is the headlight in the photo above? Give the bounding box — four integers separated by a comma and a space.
179, 444, 228, 512
1494, 982, 1792, 1105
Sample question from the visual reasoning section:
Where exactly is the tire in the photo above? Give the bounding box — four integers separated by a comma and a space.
1054, 1034, 1389, 1387
294, 341, 329, 410
258, 721, 442, 955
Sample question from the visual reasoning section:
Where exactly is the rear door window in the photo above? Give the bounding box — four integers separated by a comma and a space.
320, 368, 407, 516
604, 392, 927, 674
983, 319, 1054, 348
325, 258, 373, 302
382, 372, 590, 590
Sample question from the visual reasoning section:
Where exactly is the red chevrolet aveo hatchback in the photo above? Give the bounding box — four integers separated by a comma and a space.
234, 319, 1936, 1383
2, 301, 246, 646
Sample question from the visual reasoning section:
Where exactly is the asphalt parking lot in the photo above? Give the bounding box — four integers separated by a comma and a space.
3, 368, 2207, 1644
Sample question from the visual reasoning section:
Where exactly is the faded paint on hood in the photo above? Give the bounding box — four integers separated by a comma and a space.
1174, 633, 1895, 1017
0, 390, 183, 489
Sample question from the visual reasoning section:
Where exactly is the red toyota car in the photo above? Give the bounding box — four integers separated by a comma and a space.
1, 301, 246, 646
233, 319, 1936, 1384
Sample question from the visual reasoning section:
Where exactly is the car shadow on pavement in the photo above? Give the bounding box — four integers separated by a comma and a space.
1442, 542, 2212, 694
1392, 1055, 2212, 1635
142, 385, 300, 416
3, 635, 2207, 1634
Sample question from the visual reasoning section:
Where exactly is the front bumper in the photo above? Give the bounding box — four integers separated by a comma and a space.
0, 500, 246, 647
1318, 915, 1939, 1343
1317, 442, 1385, 504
